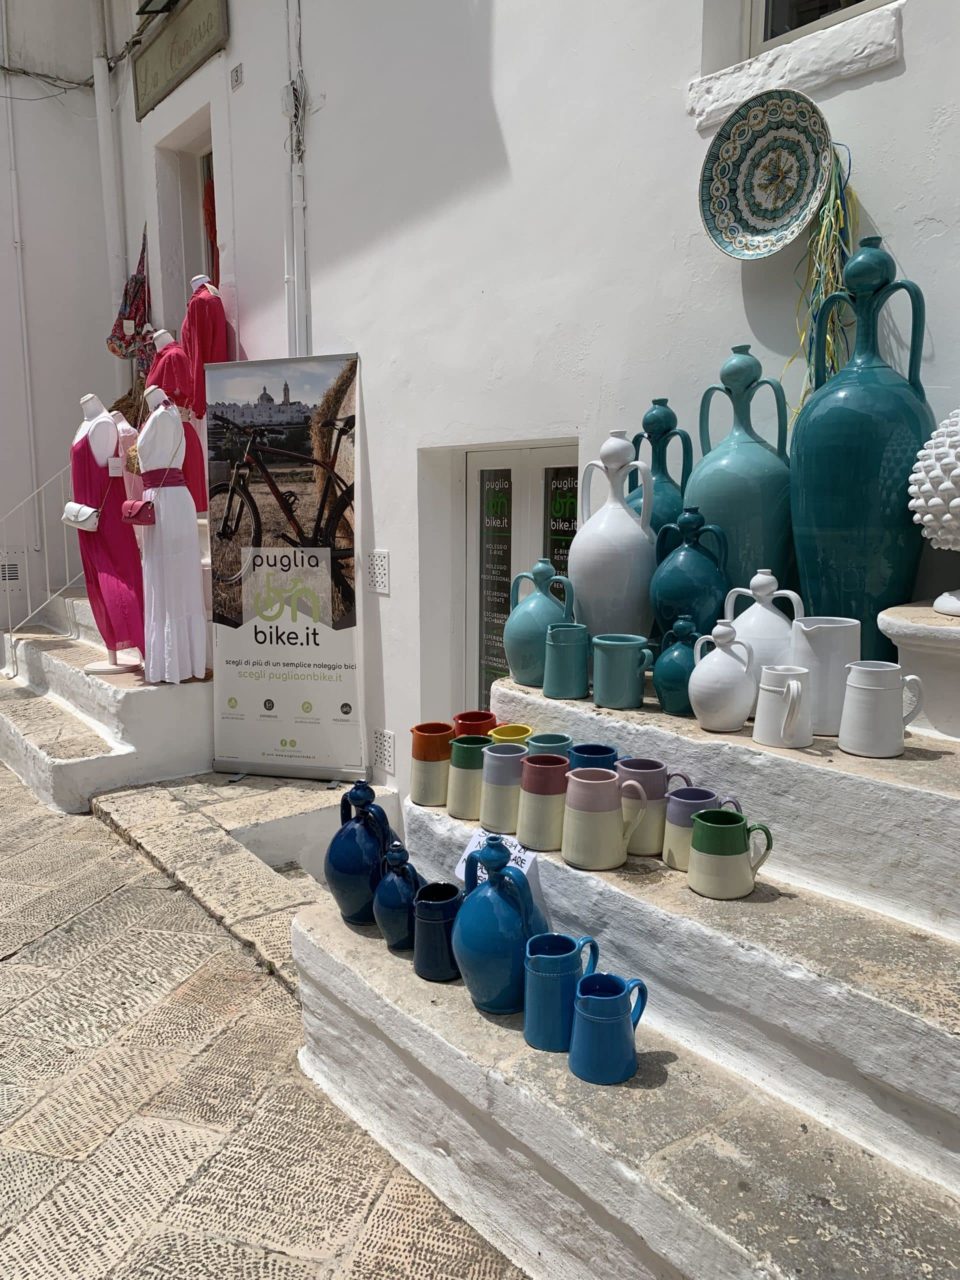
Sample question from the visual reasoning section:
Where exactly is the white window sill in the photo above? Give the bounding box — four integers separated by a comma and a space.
687, 0, 903, 133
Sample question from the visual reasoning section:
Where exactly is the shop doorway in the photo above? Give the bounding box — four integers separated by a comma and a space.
154, 106, 217, 331
465, 445, 578, 708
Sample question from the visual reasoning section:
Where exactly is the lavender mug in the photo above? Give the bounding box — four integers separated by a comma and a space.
662, 786, 741, 871
615, 758, 692, 857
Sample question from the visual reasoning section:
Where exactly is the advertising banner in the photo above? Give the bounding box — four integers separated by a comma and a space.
205, 354, 364, 780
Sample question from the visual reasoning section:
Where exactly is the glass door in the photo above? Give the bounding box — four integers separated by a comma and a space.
465, 445, 578, 709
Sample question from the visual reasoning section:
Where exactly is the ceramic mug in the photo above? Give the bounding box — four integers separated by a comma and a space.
838, 661, 923, 759
526, 732, 573, 758
516, 754, 570, 852
687, 809, 772, 901
592, 633, 655, 710
662, 786, 741, 872
413, 882, 463, 981
615, 758, 692, 856
410, 722, 455, 806
753, 665, 813, 750
453, 710, 497, 738
568, 742, 619, 772
524, 933, 599, 1053
446, 735, 491, 821
479, 742, 528, 834
561, 768, 646, 871
543, 623, 590, 700
568, 971, 648, 1085
489, 723, 533, 745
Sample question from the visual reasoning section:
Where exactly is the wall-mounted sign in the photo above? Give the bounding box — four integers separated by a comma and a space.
134, 0, 229, 121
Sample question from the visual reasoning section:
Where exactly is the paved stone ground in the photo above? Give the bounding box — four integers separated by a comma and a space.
0, 766, 524, 1279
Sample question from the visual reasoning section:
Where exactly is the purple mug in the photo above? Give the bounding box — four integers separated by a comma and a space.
663, 786, 741, 872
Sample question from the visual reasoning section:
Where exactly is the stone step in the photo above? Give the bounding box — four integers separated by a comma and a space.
293, 893, 960, 1280
403, 799, 960, 1198
491, 679, 960, 941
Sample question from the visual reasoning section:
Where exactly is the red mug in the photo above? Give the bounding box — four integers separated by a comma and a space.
453, 710, 497, 738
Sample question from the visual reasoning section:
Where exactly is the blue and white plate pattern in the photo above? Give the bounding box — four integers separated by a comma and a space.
700, 90, 833, 260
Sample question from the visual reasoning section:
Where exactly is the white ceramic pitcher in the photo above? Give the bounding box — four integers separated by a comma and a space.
838, 661, 923, 758
753, 665, 813, 749
790, 617, 860, 736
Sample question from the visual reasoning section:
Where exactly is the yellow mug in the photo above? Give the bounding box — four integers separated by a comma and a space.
489, 723, 533, 745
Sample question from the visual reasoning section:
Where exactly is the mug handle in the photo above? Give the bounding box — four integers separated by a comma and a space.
638, 646, 654, 675
624, 978, 649, 1027
577, 936, 599, 977
902, 674, 923, 728
666, 770, 692, 792
620, 780, 648, 845
747, 823, 773, 876
719, 795, 742, 813
779, 679, 802, 741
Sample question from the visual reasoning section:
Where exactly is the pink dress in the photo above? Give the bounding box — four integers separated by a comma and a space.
70, 432, 145, 655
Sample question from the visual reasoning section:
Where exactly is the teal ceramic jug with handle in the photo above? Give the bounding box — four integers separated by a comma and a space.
627, 399, 693, 533
790, 237, 936, 660
650, 506, 729, 636
502, 558, 575, 687
684, 346, 792, 592
653, 615, 701, 716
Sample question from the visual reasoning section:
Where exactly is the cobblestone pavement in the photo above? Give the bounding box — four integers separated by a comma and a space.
0, 766, 524, 1279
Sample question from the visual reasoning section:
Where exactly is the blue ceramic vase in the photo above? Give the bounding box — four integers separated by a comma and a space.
790, 237, 936, 660
684, 346, 792, 591
451, 834, 551, 1014
502, 558, 575, 687
627, 399, 693, 533
372, 840, 426, 952
652, 615, 700, 716
323, 782, 391, 925
650, 507, 729, 636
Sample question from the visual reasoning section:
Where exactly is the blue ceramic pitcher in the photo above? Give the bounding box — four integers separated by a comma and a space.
413, 882, 463, 982
568, 972, 648, 1085
524, 933, 599, 1052
451, 834, 550, 1014
372, 840, 426, 952
650, 507, 729, 636
627, 398, 693, 532
653, 616, 701, 716
323, 782, 391, 925
503, 558, 575, 687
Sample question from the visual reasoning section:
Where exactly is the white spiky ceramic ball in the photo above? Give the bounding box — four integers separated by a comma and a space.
908, 408, 960, 615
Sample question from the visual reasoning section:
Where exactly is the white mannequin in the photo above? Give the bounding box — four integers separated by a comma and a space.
190, 272, 221, 298
152, 328, 174, 351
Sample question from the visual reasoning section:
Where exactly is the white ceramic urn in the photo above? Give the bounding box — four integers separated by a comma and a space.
567, 431, 656, 638
724, 569, 803, 710
688, 622, 757, 732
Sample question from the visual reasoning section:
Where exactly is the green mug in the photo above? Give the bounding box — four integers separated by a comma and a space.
688, 809, 772, 901
592, 634, 654, 710
543, 623, 590, 700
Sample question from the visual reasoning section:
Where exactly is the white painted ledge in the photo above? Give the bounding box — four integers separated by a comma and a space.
687, 1, 904, 133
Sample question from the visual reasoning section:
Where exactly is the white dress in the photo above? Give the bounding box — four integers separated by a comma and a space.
139, 404, 208, 683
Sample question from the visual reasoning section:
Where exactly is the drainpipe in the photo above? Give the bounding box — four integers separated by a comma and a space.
89, 0, 127, 367
291, 157, 309, 356
0, 0, 40, 545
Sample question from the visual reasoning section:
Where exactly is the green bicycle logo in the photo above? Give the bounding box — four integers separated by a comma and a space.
252, 571, 323, 623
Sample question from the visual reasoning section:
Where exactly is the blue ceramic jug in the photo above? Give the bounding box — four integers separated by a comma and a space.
568, 972, 648, 1085
413, 882, 463, 982
790, 237, 936, 660
372, 840, 426, 952
653, 615, 700, 716
451, 834, 550, 1014
524, 933, 599, 1053
627, 398, 693, 532
503, 558, 575, 687
684, 346, 793, 591
323, 782, 391, 925
650, 507, 729, 636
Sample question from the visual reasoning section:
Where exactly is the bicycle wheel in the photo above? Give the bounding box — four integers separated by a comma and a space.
209, 482, 262, 585
322, 484, 355, 619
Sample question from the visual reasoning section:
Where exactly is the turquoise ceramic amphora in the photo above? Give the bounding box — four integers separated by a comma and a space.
684, 346, 792, 592
790, 237, 935, 659
627, 399, 693, 533
650, 507, 729, 636
502, 558, 575, 687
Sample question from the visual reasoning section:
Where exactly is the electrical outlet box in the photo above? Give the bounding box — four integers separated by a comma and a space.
372, 728, 395, 775
367, 549, 390, 595
230, 63, 243, 91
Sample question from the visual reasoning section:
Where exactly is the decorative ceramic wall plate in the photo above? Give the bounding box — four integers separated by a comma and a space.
699, 89, 833, 260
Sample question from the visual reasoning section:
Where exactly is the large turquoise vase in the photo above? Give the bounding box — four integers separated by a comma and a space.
627, 399, 692, 533
790, 237, 935, 660
502, 558, 574, 687
650, 507, 729, 636
684, 346, 792, 592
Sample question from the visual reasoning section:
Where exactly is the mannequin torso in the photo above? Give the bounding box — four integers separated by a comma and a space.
74, 395, 118, 466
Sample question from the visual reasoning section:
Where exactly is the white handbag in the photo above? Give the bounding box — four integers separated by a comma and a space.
61, 501, 102, 532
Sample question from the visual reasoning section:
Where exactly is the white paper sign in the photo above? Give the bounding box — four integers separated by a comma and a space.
455, 829, 551, 925
107, 456, 124, 477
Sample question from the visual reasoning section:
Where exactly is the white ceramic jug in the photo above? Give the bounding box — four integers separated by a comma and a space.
567, 431, 656, 637
725, 569, 804, 711
753, 664, 813, 749
688, 623, 757, 732
838, 661, 923, 758
790, 616, 861, 736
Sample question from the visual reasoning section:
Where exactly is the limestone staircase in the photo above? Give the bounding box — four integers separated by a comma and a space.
0, 591, 212, 813
293, 679, 960, 1280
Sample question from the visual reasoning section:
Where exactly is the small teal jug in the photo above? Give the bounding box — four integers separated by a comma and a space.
525, 933, 599, 1052
568, 972, 648, 1085
323, 782, 392, 925
627, 398, 692, 532
650, 507, 729, 636
372, 840, 426, 952
503, 558, 575, 687
543, 622, 590, 700
592, 634, 654, 710
653, 615, 701, 716
451, 834, 551, 1014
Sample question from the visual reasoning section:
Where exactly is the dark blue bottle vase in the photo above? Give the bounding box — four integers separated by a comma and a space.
323, 782, 391, 925
373, 840, 426, 952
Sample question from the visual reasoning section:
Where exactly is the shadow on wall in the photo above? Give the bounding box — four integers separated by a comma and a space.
303, 0, 509, 265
